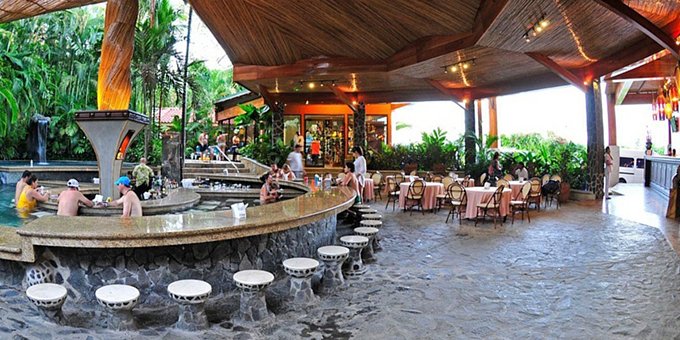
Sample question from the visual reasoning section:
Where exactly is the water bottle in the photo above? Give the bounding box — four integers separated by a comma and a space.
30, 159, 33, 168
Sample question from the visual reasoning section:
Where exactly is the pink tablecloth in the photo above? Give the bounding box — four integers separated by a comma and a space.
398, 182, 444, 211
363, 178, 374, 201
508, 181, 527, 200
463, 187, 512, 219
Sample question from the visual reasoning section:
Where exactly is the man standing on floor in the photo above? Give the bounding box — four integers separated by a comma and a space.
132, 157, 154, 199
287, 144, 305, 179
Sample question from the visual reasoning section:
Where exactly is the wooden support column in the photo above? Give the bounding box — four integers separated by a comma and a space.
258, 85, 284, 144
586, 80, 605, 199
354, 102, 367, 149
605, 81, 617, 146
488, 97, 498, 148
476, 99, 483, 144
464, 101, 476, 168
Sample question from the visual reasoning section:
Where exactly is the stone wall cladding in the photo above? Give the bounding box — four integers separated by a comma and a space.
2, 214, 336, 308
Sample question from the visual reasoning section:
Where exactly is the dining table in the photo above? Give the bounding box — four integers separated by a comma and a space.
507, 180, 528, 199
463, 186, 512, 219
398, 181, 444, 211
363, 178, 374, 202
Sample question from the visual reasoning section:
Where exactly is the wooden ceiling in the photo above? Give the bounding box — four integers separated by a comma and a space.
3, 0, 679, 105
189, 0, 680, 104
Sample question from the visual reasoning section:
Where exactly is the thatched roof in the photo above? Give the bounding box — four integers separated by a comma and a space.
0, 0, 103, 23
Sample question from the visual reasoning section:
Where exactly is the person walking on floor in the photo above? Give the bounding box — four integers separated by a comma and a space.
604, 146, 613, 199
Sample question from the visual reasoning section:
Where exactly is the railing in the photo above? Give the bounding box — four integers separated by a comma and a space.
189, 145, 240, 175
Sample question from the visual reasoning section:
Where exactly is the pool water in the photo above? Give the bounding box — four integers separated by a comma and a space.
0, 185, 24, 227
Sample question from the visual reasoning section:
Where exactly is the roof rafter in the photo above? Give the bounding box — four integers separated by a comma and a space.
426, 79, 466, 110
234, 57, 385, 82
526, 52, 587, 92
594, 0, 680, 59
330, 86, 358, 112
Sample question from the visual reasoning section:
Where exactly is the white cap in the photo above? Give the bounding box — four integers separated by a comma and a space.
67, 179, 79, 188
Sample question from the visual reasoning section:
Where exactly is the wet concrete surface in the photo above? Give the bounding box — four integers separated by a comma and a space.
1, 185, 680, 339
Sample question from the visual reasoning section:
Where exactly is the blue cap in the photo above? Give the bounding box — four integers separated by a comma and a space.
115, 176, 131, 187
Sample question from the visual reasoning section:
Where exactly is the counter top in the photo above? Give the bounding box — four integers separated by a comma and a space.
16, 186, 356, 251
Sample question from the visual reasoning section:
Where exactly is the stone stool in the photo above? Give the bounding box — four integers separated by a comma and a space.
361, 217, 383, 251
26, 283, 67, 324
358, 208, 378, 216
95, 284, 140, 331
339, 235, 370, 277
317, 245, 350, 293
233, 270, 275, 322
167, 279, 212, 331
354, 226, 379, 263
283, 257, 320, 304
351, 204, 371, 211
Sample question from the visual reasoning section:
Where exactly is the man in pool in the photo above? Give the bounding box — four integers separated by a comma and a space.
57, 179, 94, 216
106, 176, 142, 217
14, 170, 31, 206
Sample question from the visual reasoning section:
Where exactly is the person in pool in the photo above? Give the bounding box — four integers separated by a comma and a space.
57, 179, 94, 216
105, 176, 142, 217
14, 170, 31, 206
16, 174, 49, 218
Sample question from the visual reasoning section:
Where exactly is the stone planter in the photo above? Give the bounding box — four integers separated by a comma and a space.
570, 189, 596, 201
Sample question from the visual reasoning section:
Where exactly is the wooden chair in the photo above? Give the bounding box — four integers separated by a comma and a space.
395, 173, 405, 184
528, 177, 542, 211
510, 182, 532, 224
446, 182, 467, 224
544, 176, 561, 209
384, 177, 400, 211
541, 174, 550, 185
404, 180, 425, 216
463, 175, 472, 187
409, 170, 418, 177
503, 174, 514, 181
435, 181, 452, 213
431, 175, 443, 183
475, 185, 505, 227
371, 172, 383, 200
442, 176, 454, 191
479, 173, 487, 185
496, 178, 509, 189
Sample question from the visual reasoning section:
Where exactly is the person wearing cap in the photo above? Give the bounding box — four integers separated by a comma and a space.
107, 176, 142, 217
57, 179, 94, 216
132, 157, 154, 199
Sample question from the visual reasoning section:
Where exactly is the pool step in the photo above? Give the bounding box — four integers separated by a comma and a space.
0, 227, 29, 262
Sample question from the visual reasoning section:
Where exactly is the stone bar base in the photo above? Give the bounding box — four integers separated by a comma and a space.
176, 303, 208, 331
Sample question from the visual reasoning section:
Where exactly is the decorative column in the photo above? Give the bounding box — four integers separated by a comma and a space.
271, 101, 284, 143
488, 97, 498, 148
605, 81, 617, 146
464, 100, 476, 167
353, 102, 366, 149
476, 100, 483, 144
586, 80, 605, 199
161, 132, 181, 181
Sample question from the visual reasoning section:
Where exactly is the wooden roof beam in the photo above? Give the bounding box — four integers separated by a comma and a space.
386, 0, 509, 71
526, 52, 587, 92
330, 86, 358, 112
594, 0, 680, 59
426, 79, 466, 110
234, 57, 385, 82
615, 80, 633, 105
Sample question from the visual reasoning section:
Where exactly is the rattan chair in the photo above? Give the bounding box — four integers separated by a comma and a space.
385, 176, 400, 211
496, 178, 509, 189
371, 172, 383, 200
541, 174, 550, 185
503, 174, 514, 181
431, 175, 443, 183
446, 182, 467, 224
510, 182, 532, 224
479, 173, 487, 185
442, 176, 454, 191
475, 185, 505, 227
528, 177, 542, 211
405, 180, 425, 215
395, 173, 405, 183
409, 170, 418, 176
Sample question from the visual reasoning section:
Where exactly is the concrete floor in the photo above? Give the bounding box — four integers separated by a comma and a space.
1, 183, 679, 339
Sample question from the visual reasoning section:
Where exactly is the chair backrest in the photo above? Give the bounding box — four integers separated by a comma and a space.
432, 175, 443, 183
480, 173, 487, 184
395, 173, 405, 183
387, 176, 397, 192
408, 180, 425, 197
366, 172, 372, 179
338, 173, 346, 180
530, 177, 541, 194
541, 174, 550, 185
521, 182, 532, 201
371, 172, 383, 185
409, 170, 418, 176
550, 174, 562, 182
448, 182, 467, 203
503, 174, 514, 181
442, 176, 454, 189
496, 178, 509, 188
485, 185, 504, 208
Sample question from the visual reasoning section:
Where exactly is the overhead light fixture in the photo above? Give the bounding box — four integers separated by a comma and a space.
443, 58, 476, 74
305, 100, 309, 105
298, 79, 343, 90
523, 14, 550, 43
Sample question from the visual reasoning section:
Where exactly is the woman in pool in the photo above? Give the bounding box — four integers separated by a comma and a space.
16, 175, 49, 218
281, 164, 296, 181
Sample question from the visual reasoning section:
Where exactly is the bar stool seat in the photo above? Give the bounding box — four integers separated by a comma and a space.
26, 283, 67, 324
233, 270, 274, 322
96, 284, 139, 331
283, 258, 319, 304
361, 213, 382, 221
340, 235, 370, 276
168, 279, 212, 330
358, 208, 378, 215
361, 218, 383, 251
317, 245, 350, 293
354, 227, 379, 263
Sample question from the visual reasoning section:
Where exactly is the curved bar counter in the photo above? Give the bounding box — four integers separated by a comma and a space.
0, 186, 355, 308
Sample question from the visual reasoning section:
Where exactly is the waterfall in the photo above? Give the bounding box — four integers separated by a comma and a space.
29, 114, 50, 164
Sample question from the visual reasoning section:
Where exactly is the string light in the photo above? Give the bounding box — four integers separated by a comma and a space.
443, 58, 476, 74
298, 79, 343, 90
523, 14, 550, 43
